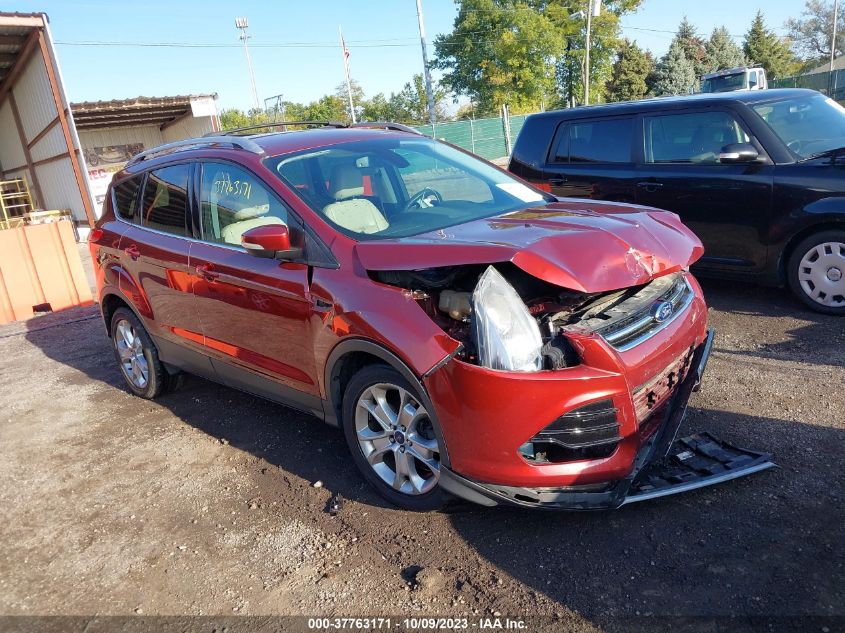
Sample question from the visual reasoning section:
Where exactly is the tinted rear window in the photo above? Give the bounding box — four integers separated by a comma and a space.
112, 176, 142, 223
552, 118, 634, 163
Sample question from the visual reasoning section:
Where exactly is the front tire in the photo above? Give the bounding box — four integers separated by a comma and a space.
787, 230, 845, 315
341, 364, 446, 511
110, 307, 169, 399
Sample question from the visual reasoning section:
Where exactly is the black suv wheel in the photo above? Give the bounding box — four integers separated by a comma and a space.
787, 230, 845, 315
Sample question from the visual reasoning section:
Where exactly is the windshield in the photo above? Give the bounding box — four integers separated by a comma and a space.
266, 137, 553, 240
753, 94, 845, 159
702, 73, 746, 93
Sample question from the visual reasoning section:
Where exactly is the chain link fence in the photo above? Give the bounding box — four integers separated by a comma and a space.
413, 113, 533, 162
771, 69, 845, 102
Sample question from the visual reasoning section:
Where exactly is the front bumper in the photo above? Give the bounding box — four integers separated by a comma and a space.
437, 329, 774, 509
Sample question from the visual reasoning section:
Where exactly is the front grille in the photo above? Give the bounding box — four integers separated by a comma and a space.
577, 273, 694, 352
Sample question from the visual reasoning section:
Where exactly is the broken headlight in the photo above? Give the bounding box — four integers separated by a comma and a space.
471, 266, 543, 372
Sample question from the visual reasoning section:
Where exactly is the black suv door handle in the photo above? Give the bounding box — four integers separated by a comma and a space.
548, 177, 567, 186
637, 181, 663, 192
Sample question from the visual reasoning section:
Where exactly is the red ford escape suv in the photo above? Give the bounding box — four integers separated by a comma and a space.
90, 123, 772, 511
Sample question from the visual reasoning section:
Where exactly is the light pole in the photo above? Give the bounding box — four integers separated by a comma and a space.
235, 17, 260, 111
416, 0, 437, 124
832, 0, 840, 72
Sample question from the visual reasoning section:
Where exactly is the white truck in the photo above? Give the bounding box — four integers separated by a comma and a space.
701, 67, 768, 93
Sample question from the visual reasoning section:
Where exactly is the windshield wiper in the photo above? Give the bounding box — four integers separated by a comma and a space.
798, 146, 845, 162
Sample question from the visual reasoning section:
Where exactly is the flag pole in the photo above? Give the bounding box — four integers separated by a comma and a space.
339, 26, 356, 123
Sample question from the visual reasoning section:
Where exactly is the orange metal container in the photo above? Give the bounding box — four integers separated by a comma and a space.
0, 220, 93, 324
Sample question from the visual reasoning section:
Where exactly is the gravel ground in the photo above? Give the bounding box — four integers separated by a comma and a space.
0, 277, 842, 631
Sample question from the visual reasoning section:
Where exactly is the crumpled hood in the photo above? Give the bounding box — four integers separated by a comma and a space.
354, 200, 704, 293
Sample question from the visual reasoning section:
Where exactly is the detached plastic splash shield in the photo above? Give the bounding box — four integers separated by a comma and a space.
623, 432, 775, 505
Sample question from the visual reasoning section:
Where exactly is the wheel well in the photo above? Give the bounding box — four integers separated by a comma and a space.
328, 351, 386, 421
780, 221, 845, 282
101, 293, 131, 336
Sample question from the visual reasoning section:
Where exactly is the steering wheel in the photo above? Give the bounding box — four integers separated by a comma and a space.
405, 187, 443, 210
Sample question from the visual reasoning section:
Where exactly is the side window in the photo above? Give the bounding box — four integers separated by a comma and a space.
551, 118, 634, 163
112, 176, 143, 223
644, 111, 750, 164
200, 162, 288, 246
141, 165, 190, 236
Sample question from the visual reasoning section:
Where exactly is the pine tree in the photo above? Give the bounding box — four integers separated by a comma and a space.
705, 27, 747, 72
606, 40, 654, 102
652, 40, 697, 96
676, 17, 709, 78
745, 11, 798, 79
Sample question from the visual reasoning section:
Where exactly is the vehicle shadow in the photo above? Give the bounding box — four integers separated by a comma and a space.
447, 406, 844, 622
697, 277, 845, 369
16, 305, 392, 511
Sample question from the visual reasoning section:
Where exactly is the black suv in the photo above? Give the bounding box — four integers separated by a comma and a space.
509, 88, 845, 314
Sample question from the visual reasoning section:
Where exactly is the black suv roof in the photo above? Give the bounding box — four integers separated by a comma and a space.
528, 88, 819, 120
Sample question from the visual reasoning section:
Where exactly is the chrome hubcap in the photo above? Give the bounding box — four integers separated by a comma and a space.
354, 383, 440, 495
115, 320, 149, 389
798, 241, 845, 307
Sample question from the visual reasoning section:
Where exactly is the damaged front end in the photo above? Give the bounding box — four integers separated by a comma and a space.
357, 203, 773, 509
368, 260, 773, 510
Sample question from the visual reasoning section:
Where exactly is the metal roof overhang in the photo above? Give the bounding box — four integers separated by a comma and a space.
71, 95, 218, 131
0, 13, 46, 95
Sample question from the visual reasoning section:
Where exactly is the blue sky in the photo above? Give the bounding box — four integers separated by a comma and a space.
15, 0, 801, 111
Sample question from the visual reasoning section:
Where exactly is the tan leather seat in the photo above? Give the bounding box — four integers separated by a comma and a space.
322, 164, 389, 234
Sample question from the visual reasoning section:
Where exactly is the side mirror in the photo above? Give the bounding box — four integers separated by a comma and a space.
719, 143, 760, 164
241, 223, 302, 260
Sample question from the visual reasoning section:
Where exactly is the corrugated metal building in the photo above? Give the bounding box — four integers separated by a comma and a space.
0, 12, 96, 234
72, 94, 219, 209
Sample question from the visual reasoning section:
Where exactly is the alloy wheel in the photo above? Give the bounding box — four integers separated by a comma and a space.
798, 241, 845, 308
114, 319, 149, 389
354, 382, 440, 495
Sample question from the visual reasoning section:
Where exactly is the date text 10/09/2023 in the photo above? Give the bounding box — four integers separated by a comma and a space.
307, 617, 528, 630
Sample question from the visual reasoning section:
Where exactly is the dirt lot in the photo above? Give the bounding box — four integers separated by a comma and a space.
0, 277, 843, 631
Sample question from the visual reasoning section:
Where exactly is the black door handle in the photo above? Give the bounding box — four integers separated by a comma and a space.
548, 177, 567, 186
637, 181, 663, 191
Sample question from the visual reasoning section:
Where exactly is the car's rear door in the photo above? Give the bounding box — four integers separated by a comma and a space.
542, 115, 638, 203
634, 107, 774, 273
118, 162, 211, 374
188, 160, 323, 416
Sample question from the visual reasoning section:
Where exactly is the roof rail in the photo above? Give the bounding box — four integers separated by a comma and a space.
127, 135, 265, 166
212, 121, 345, 136
350, 121, 423, 135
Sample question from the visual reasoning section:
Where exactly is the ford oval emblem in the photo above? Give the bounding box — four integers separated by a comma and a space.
652, 301, 674, 323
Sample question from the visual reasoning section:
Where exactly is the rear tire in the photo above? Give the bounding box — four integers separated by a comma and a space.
787, 230, 845, 315
341, 364, 447, 512
109, 307, 168, 399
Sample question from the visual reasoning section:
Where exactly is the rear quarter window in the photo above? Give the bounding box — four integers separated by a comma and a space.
112, 176, 143, 223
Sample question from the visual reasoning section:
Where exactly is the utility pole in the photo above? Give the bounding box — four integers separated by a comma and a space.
583, 0, 600, 106
832, 0, 840, 73
338, 26, 356, 123
235, 17, 260, 111
416, 0, 437, 125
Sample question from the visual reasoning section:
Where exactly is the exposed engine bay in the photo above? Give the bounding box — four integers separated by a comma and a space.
372, 263, 684, 371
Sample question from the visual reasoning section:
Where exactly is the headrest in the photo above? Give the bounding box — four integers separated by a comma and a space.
329, 163, 364, 200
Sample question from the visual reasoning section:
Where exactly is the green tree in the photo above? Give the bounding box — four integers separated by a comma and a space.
705, 26, 746, 72
605, 39, 654, 102
387, 74, 449, 123
219, 107, 271, 131
675, 17, 709, 79
786, 0, 845, 62
652, 39, 697, 96
334, 79, 366, 122
433, 0, 565, 113
360, 93, 394, 122
746, 11, 799, 79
